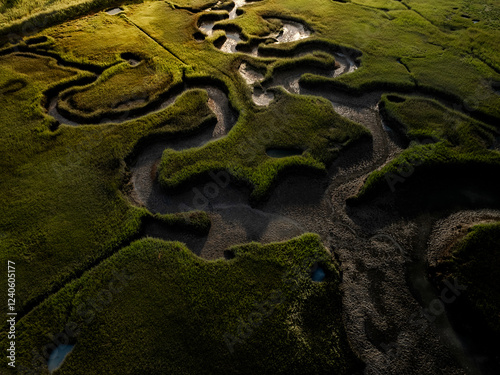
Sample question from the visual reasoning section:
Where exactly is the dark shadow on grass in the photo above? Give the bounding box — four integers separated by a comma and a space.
0, 78, 26, 94
140, 216, 208, 257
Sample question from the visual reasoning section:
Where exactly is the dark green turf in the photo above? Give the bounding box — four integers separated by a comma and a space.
1, 0, 500, 373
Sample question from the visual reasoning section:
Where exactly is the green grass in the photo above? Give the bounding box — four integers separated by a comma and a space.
0, 0, 497, 322
354, 95, 500, 203
157, 90, 369, 201
0, 48, 217, 317
37, 11, 171, 66
263, 50, 337, 83
0, 234, 361, 374
403, 0, 500, 29
0, 0, 142, 42
403, 51, 500, 120
378, 94, 498, 148
0, 0, 115, 25
1, 0, 500, 372
0, 52, 78, 82
170, 0, 218, 11
349, 0, 406, 11
66, 61, 173, 112
301, 55, 416, 94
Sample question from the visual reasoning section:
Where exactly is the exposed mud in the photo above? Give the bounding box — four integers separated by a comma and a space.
128, 56, 391, 266
269, 18, 311, 44
125, 15, 500, 366
197, 0, 313, 56
220, 31, 242, 53
251, 87, 274, 106
12, 3, 499, 372
238, 62, 264, 85
244, 51, 359, 105
229, 0, 246, 19
18, 39, 495, 372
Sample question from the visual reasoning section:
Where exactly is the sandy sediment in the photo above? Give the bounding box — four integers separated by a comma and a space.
427, 209, 500, 268
34, 3, 499, 371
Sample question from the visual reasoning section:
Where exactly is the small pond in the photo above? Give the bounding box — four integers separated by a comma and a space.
48, 344, 74, 372
106, 7, 123, 15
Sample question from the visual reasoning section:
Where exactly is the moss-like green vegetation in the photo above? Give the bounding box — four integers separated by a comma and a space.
0, 0, 114, 25
1, 0, 500, 372
0, 50, 216, 316
379, 94, 498, 148
38, 12, 168, 66
1, 234, 361, 374
67, 61, 173, 112
435, 222, 500, 334
403, 52, 500, 120
158, 91, 369, 200
0, 52, 78, 82
354, 95, 500, 205
403, 0, 500, 29
152, 210, 212, 235
171, 0, 217, 12
230, 0, 500, 116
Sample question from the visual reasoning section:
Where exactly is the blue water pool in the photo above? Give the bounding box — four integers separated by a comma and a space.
311, 267, 326, 282
48, 344, 74, 372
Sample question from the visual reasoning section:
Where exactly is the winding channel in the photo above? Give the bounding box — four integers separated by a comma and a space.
7, 0, 500, 373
